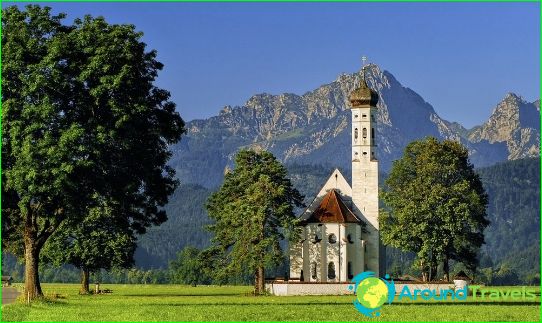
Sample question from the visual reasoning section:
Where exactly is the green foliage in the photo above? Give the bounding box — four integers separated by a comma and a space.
380, 137, 489, 280
475, 157, 540, 284
169, 246, 210, 286
2, 4, 185, 295
41, 205, 137, 273
204, 149, 304, 290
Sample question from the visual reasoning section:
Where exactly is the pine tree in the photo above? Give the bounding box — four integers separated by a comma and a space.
204, 149, 304, 294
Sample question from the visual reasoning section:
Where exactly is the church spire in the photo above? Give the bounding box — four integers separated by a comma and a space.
348, 63, 379, 108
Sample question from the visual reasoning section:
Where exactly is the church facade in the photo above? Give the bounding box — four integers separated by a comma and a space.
289, 67, 383, 282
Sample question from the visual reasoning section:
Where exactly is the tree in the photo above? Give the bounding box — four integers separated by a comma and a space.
204, 149, 304, 295
41, 204, 137, 294
2, 5, 185, 298
169, 246, 208, 286
380, 137, 489, 282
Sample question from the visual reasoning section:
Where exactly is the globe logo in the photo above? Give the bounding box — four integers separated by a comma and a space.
348, 271, 395, 317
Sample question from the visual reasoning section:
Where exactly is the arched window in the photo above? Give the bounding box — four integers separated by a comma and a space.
348, 262, 353, 279
328, 234, 337, 244
328, 262, 336, 279
362, 128, 367, 139
371, 128, 375, 139
311, 262, 318, 279
354, 128, 358, 140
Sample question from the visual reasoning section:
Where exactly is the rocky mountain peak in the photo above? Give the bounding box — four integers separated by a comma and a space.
171, 66, 539, 188
468, 93, 539, 160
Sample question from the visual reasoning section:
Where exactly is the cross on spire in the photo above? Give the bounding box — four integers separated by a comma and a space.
361, 56, 369, 83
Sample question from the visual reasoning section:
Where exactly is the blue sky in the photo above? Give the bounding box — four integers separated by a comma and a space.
3, 2, 540, 128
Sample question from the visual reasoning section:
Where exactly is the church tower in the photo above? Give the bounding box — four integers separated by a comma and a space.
287, 63, 383, 288
348, 65, 381, 276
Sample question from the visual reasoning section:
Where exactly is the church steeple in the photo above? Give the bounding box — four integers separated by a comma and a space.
347, 59, 381, 276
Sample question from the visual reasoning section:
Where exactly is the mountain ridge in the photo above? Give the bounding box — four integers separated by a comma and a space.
171, 64, 539, 188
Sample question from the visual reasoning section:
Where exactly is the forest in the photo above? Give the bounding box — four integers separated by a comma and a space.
2, 158, 539, 285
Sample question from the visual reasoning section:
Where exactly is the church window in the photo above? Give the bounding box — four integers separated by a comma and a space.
371, 128, 375, 139
354, 128, 358, 140
347, 234, 354, 243
328, 262, 336, 279
311, 262, 318, 279
362, 128, 367, 138
348, 262, 353, 279
328, 234, 337, 244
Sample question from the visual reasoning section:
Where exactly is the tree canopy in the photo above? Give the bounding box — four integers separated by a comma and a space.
380, 137, 489, 281
169, 246, 210, 286
204, 149, 304, 294
41, 203, 137, 294
2, 5, 184, 298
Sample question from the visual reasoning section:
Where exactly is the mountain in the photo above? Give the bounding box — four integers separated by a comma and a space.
170, 64, 540, 189
468, 94, 540, 160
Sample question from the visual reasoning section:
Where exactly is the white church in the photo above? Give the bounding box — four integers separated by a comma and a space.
287, 66, 384, 287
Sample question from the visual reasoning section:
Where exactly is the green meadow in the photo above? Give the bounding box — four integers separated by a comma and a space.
1, 284, 540, 322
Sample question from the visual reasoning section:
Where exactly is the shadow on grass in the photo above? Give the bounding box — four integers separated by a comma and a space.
123, 293, 249, 297
140, 301, 539, 307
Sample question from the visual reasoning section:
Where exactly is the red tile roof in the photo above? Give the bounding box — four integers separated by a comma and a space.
303, 189, 362, 224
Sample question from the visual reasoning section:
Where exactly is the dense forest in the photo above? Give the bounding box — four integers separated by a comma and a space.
3, 158, 539, 285
476, 157, 540, 284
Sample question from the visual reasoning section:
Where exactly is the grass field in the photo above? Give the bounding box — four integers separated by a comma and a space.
1, 283, 540, 322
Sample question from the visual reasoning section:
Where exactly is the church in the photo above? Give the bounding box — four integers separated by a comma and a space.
288, 66, 384, 284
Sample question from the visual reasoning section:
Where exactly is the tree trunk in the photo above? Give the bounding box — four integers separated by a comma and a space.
254, 266, 265, 295
429, 263, 438, 281
443, 255, 450, 282
80, 268, 90, 294
420, 259, 428, 282
24, 224, 43, 299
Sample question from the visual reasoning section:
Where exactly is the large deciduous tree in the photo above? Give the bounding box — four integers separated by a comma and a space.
41, 204, 137, 294
205, 149, 304, 295
2, 5, 185, 298
380, 137, 489, 282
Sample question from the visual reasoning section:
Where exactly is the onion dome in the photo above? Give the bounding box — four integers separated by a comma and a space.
348, 68, 379, 108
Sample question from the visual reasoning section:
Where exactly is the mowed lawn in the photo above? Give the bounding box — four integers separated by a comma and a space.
1, 283, 540, 322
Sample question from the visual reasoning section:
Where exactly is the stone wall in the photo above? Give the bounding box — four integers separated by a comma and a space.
266, 282, 456, 296
266, 283, 354, 296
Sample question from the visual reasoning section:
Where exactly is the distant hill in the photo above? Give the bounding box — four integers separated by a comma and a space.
476, 157, 540, 283
135, 158, 540, 285
135, 184, 213, 268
